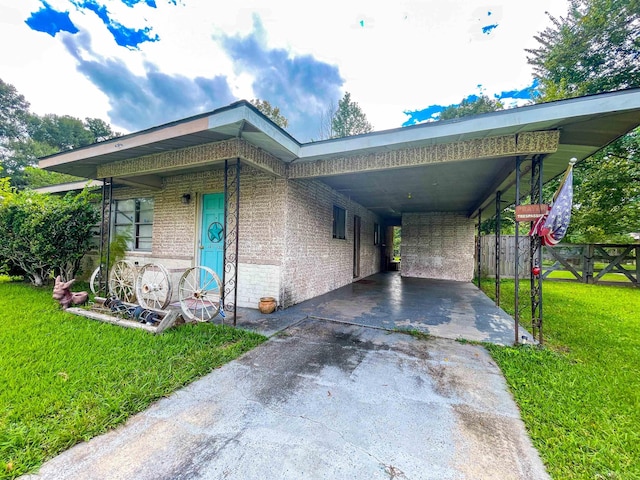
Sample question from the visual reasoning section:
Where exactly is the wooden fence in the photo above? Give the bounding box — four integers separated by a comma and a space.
478, 236, 639, 287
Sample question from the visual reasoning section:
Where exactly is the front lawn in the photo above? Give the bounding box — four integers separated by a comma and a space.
0, 279, 266, 479
481, 280, 639, 479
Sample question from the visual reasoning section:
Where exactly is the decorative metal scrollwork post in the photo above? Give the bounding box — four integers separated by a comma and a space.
530, 155, 544, 344
96, 178, 113, 296
514, 157, 522, 345
223, 159, 240, 326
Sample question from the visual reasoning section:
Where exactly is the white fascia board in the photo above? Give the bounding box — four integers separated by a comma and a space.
298, 89, 640, 160
207, 105, 301, 157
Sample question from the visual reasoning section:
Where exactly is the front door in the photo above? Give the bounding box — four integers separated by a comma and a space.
200, 193, 225, 281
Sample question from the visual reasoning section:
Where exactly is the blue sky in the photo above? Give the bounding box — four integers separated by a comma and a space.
0, 0, 568, 141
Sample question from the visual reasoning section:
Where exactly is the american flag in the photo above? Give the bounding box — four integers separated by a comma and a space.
538, 166, 574, 246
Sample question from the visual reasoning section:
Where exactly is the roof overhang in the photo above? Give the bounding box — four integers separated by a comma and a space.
38, 89, 640, 221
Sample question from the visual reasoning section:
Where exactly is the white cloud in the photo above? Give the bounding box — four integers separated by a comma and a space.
0, 0, 569, 137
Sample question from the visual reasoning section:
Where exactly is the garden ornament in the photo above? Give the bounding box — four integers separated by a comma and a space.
52, 276, 88, 309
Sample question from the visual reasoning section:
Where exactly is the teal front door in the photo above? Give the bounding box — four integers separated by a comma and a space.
200, 193, 225, 281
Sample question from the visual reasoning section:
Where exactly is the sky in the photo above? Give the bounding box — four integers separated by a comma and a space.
0, 0, 569, 142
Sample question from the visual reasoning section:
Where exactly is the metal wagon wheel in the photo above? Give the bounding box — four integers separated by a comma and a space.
135, 263, 172, 310
108, 260, 138, 302
178, 266, 223, 322
89, 266, 104, 295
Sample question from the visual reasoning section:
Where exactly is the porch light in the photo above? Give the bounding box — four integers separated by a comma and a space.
181, 193, 191, 205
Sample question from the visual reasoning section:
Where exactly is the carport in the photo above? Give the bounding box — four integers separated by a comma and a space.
286, 88, 640, 343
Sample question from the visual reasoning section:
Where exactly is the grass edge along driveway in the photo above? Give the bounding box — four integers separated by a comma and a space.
0, 279, 266, 479
480, 280, 639, 480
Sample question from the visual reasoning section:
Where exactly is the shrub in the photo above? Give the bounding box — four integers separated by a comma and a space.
0, 188, 99, 285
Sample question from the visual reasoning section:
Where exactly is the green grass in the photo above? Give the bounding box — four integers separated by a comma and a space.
0, 279, 266, 479
545, 269, 634, 283
481, 280, 640, 479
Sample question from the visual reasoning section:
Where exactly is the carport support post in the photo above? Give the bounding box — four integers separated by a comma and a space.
476, 208, 481, 288
530, 155, 544, 344
495, 191, 501, 307
514, 158, 522, 345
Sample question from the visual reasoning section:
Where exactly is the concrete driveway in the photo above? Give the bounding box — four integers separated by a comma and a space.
25, 319, 548, 480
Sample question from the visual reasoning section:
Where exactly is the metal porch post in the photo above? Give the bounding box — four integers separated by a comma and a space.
477, 208, 482, 289
223, 159, 240, 326
514, 158, 522, 345
495, 190, 501, 307
98, 178, 113, 295
530, 155, 544, 344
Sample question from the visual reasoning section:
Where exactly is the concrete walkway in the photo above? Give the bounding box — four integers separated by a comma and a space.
235, 272, 528, 345
25, 319, 548, 480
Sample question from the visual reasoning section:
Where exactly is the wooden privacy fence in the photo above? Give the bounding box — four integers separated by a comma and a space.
478, 236, 639, 287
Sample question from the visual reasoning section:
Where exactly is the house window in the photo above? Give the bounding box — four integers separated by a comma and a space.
333, 205, 346, 239
374, 223, 380, 245
114, 198, 154, 251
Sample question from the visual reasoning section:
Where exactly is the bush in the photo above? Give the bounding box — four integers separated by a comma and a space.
0, 188, 99, 286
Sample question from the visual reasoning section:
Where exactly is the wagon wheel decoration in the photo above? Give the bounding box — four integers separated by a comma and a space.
207, 222, 224, 243
89, 266, 105, 296
135, 263, 172, 310
178, 266, 223, 322
108, 260, 137, 303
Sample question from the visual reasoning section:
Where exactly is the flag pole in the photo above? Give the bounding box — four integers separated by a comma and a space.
553, 158, 577, 202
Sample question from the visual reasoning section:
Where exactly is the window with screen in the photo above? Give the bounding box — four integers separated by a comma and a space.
114, 198, 154, 251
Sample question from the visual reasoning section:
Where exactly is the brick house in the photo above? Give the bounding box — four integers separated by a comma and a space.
39, 89, 640, 310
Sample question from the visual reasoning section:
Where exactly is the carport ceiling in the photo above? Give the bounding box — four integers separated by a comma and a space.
322, 157, 514, 219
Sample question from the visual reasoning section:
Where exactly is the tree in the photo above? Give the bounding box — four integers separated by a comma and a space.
527, 0, 640, 241
1, 79, 120, 188
0, 78, 30, 143
527, 0, 640, 101
566, 132, 640, 243
27, 114, 95, 151
439, 95, 503, 120
250, 99, 289, 128
1, 139, 59, 187
317, 100, 337, 140
331, 92, 373, 138
85, 117, 121, 142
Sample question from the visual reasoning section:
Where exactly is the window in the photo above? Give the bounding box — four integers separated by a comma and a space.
333, 205, 346, 239
114, 198, 154, 251
374, 223, 380, 245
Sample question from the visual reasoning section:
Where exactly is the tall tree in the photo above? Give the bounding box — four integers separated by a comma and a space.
0, 78, 30, 143
85, 117, 121, 142
331, 92, 373, 138
439, 95, 503, 120
27, 114, 95, 151
317, 100, 337, 140
0, 79, 120, 188
527, 0, 640, 101
250, 99, 289, 128
527, 0, 640, 241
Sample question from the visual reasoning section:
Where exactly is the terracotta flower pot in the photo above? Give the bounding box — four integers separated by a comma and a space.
258, 296, 277, 314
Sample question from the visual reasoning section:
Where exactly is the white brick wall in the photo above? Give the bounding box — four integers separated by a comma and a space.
281, 178, 382, 307
401, 212, 475, 282
236, 263, 281, 308
109, 164, 382, 310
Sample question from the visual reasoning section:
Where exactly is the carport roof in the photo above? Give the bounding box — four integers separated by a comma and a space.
39, 88, 640, 220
